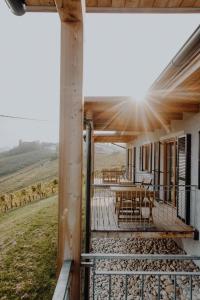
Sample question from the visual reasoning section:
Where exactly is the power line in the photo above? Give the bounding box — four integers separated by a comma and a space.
0, 114, 47, 122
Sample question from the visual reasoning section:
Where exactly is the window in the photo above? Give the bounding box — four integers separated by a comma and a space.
139, 143, 152, 173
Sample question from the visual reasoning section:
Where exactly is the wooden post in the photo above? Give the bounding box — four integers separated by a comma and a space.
58, 21, 83, 299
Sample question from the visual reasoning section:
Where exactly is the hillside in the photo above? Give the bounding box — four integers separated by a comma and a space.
0, 142, 58, 194
0, 141, 125, 194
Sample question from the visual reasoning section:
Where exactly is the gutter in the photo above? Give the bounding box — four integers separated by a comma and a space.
5, 0, 26, 16
150, 25, 200, 92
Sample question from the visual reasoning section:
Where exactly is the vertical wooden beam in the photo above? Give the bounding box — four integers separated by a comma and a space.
58, 21, 83, 300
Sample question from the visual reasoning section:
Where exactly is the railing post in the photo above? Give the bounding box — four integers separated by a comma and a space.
85, 119, 92, 252
84, 119, 92, 299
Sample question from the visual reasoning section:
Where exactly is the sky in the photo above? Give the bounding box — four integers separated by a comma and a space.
0, 1, 200, 148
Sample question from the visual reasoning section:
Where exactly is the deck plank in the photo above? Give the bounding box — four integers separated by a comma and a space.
91, 191, 195, 236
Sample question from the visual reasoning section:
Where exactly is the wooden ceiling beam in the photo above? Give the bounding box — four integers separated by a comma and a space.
54, 0, 84, 22
94, 130, 144, 134
94, 123, 155, 132
92, 110, 183, 120
150, 102, 200, 113
85, 99, 200, 114
159, 112, 183, 120
84, 98, 197, 132
94, 135, 135, 143
25, 0, 200, 13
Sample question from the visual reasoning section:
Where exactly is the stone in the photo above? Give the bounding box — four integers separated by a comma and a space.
165, 284, 174, 294
90, 237, 200, 300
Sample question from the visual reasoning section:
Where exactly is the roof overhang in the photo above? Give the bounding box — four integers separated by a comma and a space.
5, 0, 200, 15
84, 96, 199, 133
84, 26, 200, 136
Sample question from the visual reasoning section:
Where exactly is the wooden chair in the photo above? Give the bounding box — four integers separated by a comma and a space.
116, 190, 154, 225
140, 178, 152, 189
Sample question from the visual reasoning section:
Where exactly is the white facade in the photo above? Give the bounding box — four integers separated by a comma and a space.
128, 111, 200, 257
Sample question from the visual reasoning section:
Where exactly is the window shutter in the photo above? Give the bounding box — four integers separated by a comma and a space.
128, 148, 132, 181
139, 146, 143, 171
132, 147, 136, 183
177, 134, 191, 224
198, 131, 200, 189
153, 141, 160, 187
148, 143, 153, 173
126, 148, 129, 178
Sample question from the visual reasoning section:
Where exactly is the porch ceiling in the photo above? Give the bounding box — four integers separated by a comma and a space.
84, 96, 199, 133
25, 0, 200, 13
85, 26, 200, 135
93, 134, 136, 143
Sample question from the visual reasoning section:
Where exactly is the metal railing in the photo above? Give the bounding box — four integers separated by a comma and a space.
81, 254, 200, 300
94, 169, 126, 184
91, 183, 197, 232
52, 260, 72, 300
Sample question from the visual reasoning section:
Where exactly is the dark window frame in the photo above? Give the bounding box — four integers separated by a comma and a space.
139, 143, 152, 173
198, 131, 200, 190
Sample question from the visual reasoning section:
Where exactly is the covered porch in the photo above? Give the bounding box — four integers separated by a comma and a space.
84, 94, 199, 239
91, 183, 196, 238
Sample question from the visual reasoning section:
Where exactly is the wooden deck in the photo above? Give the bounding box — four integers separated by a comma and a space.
91, 191, 195, 238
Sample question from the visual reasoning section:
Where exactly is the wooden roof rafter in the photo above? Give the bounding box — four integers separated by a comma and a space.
93, 134, 136, 143
84, 96, 199, 133
54, 0, 85, 22
24, 0, 200, 13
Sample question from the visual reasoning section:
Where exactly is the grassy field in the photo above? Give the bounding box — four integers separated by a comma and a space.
0, 160, 58, 194
0, 196, 58, 300
0, 141, 124, 299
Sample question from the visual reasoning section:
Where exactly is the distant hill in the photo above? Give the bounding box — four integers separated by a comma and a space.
94, 143, 126, 171
0, 141, 58, 194
0, 141, 58, 178
94, 143, 124, 154
0, 141, 125, 194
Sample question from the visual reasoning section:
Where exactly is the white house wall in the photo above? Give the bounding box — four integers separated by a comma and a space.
128, 111, 200, 258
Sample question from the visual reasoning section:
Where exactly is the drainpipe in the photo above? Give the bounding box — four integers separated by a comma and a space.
84, 119, 92, 300
85, 119, 92, 253
5, 0, 26, 16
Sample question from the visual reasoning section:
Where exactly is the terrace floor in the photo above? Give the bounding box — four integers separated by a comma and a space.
91, 190, 195, 239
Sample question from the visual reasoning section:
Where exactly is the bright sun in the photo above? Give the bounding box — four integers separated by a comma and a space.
132, 87, 149, 103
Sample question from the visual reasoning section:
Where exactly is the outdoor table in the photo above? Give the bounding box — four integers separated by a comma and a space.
110, 186, 154, 223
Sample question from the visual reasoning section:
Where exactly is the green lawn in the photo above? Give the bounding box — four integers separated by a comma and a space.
0, 197, 58, 300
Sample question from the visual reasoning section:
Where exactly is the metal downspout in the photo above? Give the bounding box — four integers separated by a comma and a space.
84, 119, 92, 299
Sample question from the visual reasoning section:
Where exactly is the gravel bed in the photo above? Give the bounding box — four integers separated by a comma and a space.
90, 238, 200, 300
